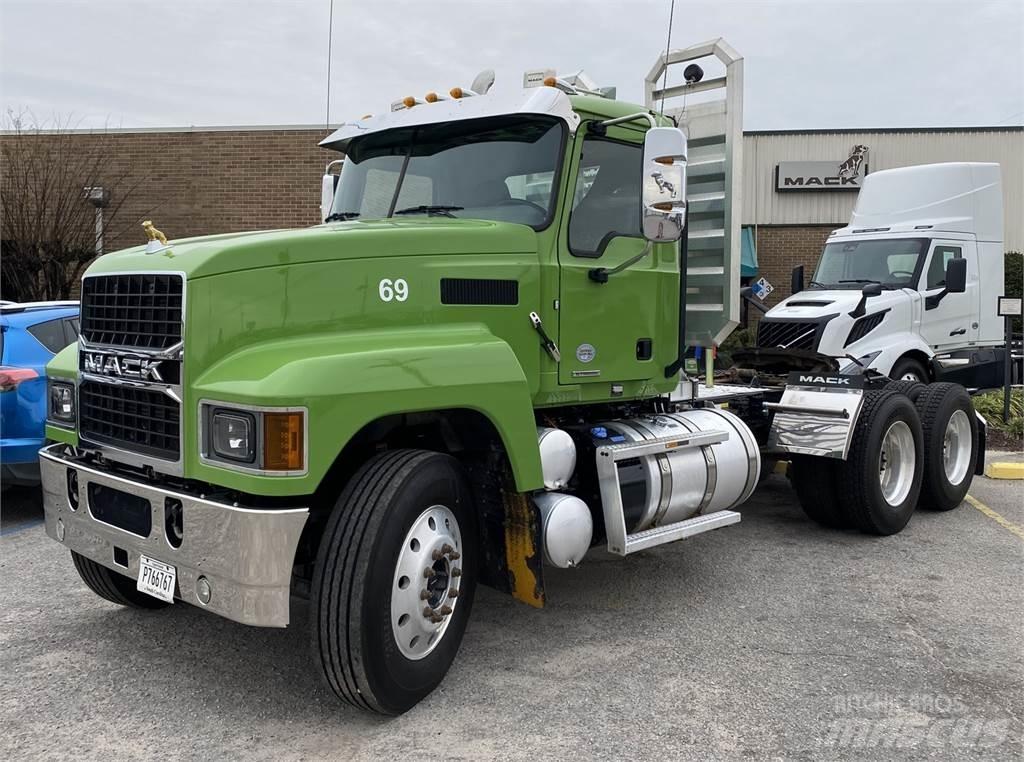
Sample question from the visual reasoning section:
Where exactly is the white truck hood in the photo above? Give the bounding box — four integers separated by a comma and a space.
767, 289, 905, 319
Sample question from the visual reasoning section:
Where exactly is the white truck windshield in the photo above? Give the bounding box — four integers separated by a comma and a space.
329, 115, 564, 229
812, 238, 929, 289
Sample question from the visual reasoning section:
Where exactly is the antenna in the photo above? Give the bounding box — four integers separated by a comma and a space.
325, 0, 335, 129
659, 0, 676, 113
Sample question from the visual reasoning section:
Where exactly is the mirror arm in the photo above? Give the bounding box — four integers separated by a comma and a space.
588, 242, 653, 284
924, 289, 948, 311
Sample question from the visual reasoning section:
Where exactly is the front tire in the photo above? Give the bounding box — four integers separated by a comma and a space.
71, 552, 170, 609
889, 356, 929, 383
914, 383, 977, 511
837, 390, 924, 535
311, 449, 477, 715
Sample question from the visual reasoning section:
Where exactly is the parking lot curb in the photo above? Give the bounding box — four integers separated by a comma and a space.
985, 462, 1024, 480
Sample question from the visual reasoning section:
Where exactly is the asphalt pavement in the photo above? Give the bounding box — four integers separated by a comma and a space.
2, 459, 1022, 761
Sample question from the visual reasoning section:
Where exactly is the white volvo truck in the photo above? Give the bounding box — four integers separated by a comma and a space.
746, 162, 1006, 388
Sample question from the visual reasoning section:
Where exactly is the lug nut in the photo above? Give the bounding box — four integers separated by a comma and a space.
451, 568, 462, 577
441, 544, 454, 554
448, 588, 459, 598
423, 607, 434, 618
423, 567, 436, 578
448, 551, 461, 561
437, 605, 453, 616
432, 548, 445, 561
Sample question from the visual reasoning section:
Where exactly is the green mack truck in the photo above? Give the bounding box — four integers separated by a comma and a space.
39, 40, 983, 714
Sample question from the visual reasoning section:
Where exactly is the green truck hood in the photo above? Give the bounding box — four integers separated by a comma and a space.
87, 218, 538, 279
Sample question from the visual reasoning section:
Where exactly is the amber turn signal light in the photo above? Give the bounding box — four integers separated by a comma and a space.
263, 412, 304, 471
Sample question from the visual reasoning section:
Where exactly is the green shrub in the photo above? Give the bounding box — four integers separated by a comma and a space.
973, 388, 1023, 438
1006, 251, 1022, 333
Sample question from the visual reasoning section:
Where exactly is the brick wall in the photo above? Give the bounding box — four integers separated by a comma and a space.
0, 127, 332, 245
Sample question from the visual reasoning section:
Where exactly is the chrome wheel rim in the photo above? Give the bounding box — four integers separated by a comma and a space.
391, 505, 463, 661
943, 409, 972, 486
878, 420, 916, 506
900, 370, 922, 382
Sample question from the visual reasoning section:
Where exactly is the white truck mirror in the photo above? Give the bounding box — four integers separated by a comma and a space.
641, 127, 687, 243
320, 159, 345, 223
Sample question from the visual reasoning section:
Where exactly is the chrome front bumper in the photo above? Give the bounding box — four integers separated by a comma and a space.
40, 444, 309, 628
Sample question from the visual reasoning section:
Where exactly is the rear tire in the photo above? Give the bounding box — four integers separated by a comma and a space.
914, 383, 977, 511
789, 455, 849, 528
311, 449, 477, 715
71, 552, 170, 609
837, 390, 924, 535
889, 356, 929, 383
885, 379, 927, 402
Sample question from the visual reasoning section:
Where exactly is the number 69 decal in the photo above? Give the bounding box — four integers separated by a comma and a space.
378, 278, 409, 302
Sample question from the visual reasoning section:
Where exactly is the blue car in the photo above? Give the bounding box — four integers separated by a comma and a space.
1, 301, 80, 487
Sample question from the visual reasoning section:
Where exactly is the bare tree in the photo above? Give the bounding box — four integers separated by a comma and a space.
1, 110, 148, 302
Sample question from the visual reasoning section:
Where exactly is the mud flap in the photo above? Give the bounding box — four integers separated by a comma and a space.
468, 450, 545, 608
502, 491, 545, 608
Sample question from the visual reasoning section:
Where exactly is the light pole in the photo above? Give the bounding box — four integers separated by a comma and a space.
83, 186, 110, 256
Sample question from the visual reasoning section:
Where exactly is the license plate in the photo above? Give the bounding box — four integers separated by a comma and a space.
137, 555, 176, 603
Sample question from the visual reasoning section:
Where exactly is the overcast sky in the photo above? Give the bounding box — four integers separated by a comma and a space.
2, 0, 1022, 131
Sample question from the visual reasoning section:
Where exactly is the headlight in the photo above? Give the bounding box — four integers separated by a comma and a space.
210, 409, 256, 463
201, 403, 306, 474
48, 380, 76, 425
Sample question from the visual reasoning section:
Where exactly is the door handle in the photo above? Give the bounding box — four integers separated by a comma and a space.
949, 328, 966, 337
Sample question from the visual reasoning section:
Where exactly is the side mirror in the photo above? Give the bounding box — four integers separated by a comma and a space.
641, 127, 687, 243
791, 265, 805, 294
945, 257, 967, 293
320, 159, 344, 222
862, 282, 883, 298
849, 282, 883, 318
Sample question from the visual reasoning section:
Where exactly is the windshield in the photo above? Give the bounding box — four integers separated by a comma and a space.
329, 115, 564, 228
812, 238, 929, 289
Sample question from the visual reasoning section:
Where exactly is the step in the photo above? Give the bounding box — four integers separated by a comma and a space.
621, 510, 741, 555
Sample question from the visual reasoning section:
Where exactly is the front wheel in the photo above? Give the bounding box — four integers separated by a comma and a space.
889, 356, 929, 383
311, 449, 477, 715
71, 552, 170, 609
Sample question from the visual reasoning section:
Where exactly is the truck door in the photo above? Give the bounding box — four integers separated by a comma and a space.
917, 240, 978, 350
556, 129, 677, 386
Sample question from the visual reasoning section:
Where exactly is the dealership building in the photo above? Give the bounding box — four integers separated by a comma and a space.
740, 126, 1022, 315
3, 123, 1020, 308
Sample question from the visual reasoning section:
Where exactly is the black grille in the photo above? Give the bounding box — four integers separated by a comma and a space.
79, 381, 180, 460
441, 278, 519, 305
756, 320, 820, 351
845, 311, 887, 347
81, 274, 183, 350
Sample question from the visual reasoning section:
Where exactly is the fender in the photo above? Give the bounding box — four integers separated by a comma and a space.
848, 331, 933, 377
189, 324, 543, 496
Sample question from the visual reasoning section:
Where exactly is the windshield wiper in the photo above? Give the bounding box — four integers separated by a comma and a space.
393, 205, 464, 218
839, 279, 881, 284
324, 211, 360, 222
807, 280, 828, 289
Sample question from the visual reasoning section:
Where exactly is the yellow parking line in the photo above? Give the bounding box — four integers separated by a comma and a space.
965, 494, 1024, 542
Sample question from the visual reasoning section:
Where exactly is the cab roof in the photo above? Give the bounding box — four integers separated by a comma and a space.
320, 88, 667, 153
